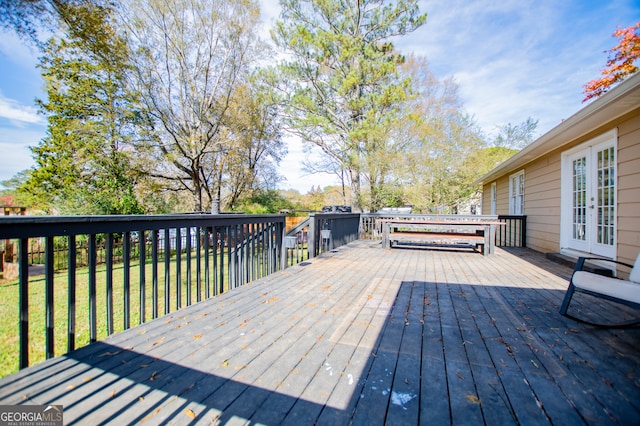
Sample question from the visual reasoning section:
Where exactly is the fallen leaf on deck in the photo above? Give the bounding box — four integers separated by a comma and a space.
150, 337, 165, 347
110, 389, 116, 398
83, 377, 93, 382
98, 350, 122, 357
466, 395, 480, 405
222, 360, 229, 367
140, 408, 161, 423
193, 334, 203, 340
179, 384, 195, 396
185, 409, 196, 419
66, 385, 75, 390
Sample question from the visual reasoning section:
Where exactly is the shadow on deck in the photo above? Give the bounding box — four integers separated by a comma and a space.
0, 241, 638, 425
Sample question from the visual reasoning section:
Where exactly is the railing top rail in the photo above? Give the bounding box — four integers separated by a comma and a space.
0, 214, 286, 239
311, 212, 361, 220
286, 217, 312, 237
361, 213, 499, 221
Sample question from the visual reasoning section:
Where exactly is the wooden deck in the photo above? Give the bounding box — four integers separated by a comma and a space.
1, 240, 639, 425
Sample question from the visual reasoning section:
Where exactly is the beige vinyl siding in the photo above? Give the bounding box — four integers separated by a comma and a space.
616, 114, 640, 264
519, 151, 562, 253
481, 111, 640, 256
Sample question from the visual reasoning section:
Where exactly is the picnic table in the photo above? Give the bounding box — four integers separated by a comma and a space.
380, 219, 503, 255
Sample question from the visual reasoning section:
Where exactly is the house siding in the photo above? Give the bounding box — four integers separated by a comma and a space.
483, 110, 640, 260
617, 115, 640, 264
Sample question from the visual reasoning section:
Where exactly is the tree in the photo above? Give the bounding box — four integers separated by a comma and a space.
395, 55, 486, 213
271, 0, 426, 211
21, 3, 145, 214
583, 22, 640, 102
221, 81, 286, 211
493, 117, 538, 150
1, 0, 115, 50
121, 0, 283, 212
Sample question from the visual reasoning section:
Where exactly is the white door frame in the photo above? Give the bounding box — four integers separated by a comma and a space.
560, 129, 617, 259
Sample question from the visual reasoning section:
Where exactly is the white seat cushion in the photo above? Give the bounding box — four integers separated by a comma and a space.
573, 271, 640, 305
629, 252, 640, 283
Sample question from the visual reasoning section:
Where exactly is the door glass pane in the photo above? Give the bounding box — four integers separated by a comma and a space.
596, 147, 615, 246
572, 157, 586, 240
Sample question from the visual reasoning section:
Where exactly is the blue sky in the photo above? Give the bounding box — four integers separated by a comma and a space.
1, 0, 639, 192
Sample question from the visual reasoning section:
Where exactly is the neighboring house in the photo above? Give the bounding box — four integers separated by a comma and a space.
476, 72, 640, 265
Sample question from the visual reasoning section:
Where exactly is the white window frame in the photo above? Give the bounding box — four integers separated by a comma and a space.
509, 170, 525, 215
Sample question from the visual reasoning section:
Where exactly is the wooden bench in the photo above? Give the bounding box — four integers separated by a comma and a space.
381, 219, 501, 256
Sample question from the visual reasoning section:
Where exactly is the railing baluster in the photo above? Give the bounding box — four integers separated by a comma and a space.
205, 227, 211, 298
186, 226, 192, 306
196, 227, 202, 303
19, 238, 29, 369
232, 226, 237, 288
164, 228, 170, 315
88, 234, 97, 343
152, 230, 159, 319
67, 235, 76, 352
139, 230, 146, 324
220, 227, 226, 294
106, 234, 114, 335
123, 231, 131, 330
45, 236, 54, 359
176, 227, 182, 310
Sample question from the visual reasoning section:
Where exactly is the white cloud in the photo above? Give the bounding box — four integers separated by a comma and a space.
0, 94, 45, 126
397, 0, 640, 138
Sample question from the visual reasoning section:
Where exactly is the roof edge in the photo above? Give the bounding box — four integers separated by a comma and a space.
475, 72, 640, 186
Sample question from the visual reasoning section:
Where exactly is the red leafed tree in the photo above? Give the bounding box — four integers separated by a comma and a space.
583, 22, 640, 102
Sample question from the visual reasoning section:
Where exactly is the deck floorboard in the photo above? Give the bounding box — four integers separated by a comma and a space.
1, 240, 639, 425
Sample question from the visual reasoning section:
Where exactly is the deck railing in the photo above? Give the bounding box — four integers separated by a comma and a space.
0, 214, 286, 371
0, 212, 363, 374
495, 215, 527, 247
283, 213, 362, 264
359, 213, 527, 247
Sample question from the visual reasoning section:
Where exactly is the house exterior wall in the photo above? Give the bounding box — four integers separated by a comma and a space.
617, 114, 640, 264
482, 110, 640, 262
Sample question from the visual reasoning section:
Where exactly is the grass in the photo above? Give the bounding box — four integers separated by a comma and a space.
0, 249, 269, 378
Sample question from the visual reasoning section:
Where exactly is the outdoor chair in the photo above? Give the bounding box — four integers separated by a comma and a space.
559, 254, 640, 327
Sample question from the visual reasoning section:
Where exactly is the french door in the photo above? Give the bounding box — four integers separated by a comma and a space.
562, 131, 616, 258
